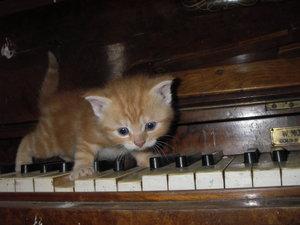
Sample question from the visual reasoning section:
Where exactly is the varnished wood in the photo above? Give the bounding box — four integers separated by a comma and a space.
0, 0, 66, 18
1, 198, 299, 225
176, 58, 300, 99
0, 187, 299, 225
0, 187, 299, 202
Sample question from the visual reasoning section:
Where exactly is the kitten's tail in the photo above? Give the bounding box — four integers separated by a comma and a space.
39, 51, 59, 104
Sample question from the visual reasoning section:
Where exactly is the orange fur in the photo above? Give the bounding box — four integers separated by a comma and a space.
15, 52, 175, 179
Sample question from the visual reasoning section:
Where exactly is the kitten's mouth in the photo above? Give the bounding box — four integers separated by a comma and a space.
124, 140, 156, 151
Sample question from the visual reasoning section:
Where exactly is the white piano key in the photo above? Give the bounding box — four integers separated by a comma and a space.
195, 156, 233, 190
225, 155, 252, 188
0, 172, 16, 192
252, 153, 281, 187
34, 172, 69, 192
15, 171, 45, 192
117, 168, 148, 192
74, 170, 113, 192
95, 167, 143, 192
142, 163, 175, 191
53, 174, 74, 192
281, 151, 300, 186
168, 161, 203, 191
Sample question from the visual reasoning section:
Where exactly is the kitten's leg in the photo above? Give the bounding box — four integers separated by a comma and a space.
131, 151, 153, 167
15, 134, 34, 172
70, 142, 97, 180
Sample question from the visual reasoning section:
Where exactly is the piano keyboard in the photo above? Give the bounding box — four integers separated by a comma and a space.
0, 148, 299, 192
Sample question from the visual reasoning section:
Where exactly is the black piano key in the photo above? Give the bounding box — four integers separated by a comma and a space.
149, 156, 161, 169
175, 155, 187, 168
94, 160, 115, 172
114, 153, 137, 172
0, 164, 15, 174
41, 161, 74, 173
21, 163, 42, 174
202, 151, 223, 166
62, 162, 74, 172
244, 148, 260, 164
175, 152, 202, 168
149, 154, 175, 170
271, 147, 289, 162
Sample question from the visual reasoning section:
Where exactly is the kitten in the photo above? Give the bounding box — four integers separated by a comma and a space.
15, 52, 175, 179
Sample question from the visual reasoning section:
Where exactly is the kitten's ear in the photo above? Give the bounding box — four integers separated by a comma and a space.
85, 96, 111, 118
150, 80, 173, 105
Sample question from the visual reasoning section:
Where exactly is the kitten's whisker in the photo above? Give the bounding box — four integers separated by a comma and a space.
152, 146, 160, 156
160, 134, 174, 138
117, 149, 127, 161
153, 144, 167, 159
156, 140, 176, 152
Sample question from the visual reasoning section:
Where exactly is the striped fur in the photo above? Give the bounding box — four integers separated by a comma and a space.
15, 53, 175, 179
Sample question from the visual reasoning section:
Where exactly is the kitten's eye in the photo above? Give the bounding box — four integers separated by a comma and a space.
117, 127, 129, 136
145, 122, 157, 131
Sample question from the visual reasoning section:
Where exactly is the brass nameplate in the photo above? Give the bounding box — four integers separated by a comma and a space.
266, 100, 300, 111
271, 126, 300, 146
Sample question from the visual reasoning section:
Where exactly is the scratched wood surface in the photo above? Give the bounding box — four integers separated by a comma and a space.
0, 197, 299, 225
0, 187, 299, 225
0, 187, 299, 202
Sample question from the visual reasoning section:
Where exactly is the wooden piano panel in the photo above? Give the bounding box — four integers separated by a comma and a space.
173, 115, 300, 155
0, 188, 299, 225
0, 199, 298, 225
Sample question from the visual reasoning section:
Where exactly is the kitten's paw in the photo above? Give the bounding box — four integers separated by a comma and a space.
69, 166, 94, 180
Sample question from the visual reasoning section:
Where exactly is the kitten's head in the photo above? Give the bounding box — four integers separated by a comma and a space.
84, 75, 175, 151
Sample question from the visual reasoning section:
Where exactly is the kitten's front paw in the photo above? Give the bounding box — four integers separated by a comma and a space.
69, 166, 94, 180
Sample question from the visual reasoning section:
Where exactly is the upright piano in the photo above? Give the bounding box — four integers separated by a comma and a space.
0, 0, 299, 224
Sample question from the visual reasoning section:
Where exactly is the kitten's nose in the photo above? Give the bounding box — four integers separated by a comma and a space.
134, 140, 145, 148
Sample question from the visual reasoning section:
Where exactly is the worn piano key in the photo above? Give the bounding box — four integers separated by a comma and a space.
74, 170, 114, 192
21, 163, 42, 174
117, 155, 174, 192
15, 171, 45, 192
225, 155, 253, 188
17, 161, 70, 192
114, 154, 137, 172
34, 172, 70, 192
252, 153, 281, 187
95, 167, 143, 192
94, 160, 115, 172
175, 152, 202, 168
0, 164, 15, 174
0, 172, 16, 192
53, 173, 74, 192
34, 162, 74, 192
195, 156, 233, 190
168, 159, 203, 191
149, 154, 175, 170
117, 168, 149, 192
201, 151, 223, 167
271, 147, 289, 162
41, 161, 74, 173
142, 163, 175, 191
244, 148, 260, 164
75, 156, 135, 192
281, 151, 300, 186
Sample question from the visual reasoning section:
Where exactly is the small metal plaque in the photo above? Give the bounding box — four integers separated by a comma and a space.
271, 127, 300, 146
266, 100, 300, 111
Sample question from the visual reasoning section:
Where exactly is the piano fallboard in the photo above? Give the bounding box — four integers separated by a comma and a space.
0, 187, 299, 225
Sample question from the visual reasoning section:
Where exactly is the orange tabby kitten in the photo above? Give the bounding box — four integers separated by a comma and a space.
15, 52, 175, 179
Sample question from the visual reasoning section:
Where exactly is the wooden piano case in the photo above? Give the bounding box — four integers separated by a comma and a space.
0, 0, 300, 224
